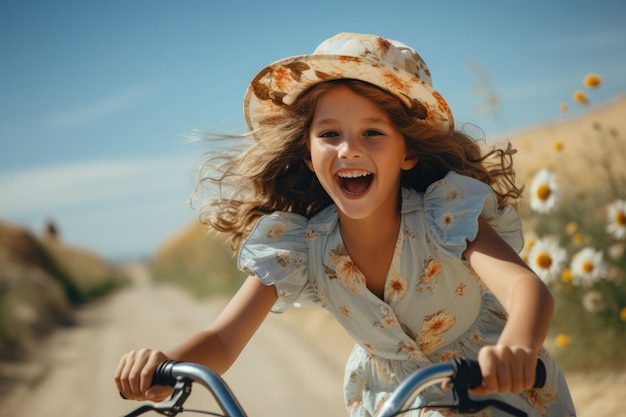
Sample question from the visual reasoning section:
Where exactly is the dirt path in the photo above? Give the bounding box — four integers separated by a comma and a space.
3, 263, 351, 417
2, 263, 624, 417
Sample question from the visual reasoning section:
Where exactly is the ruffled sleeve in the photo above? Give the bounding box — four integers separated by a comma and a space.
237, 212, 314, 312
425, 172, 524, 259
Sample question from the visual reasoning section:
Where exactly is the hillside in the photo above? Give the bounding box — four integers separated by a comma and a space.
0, 220, 129, 393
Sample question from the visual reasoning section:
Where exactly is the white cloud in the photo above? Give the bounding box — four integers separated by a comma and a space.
47, 84, 155, 128
0, 155, 195, 215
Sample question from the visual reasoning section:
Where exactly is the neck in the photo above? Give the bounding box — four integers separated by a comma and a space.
337, 203, 402, 250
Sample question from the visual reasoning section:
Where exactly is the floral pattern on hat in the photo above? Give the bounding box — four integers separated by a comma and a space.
244, 32, 454, 132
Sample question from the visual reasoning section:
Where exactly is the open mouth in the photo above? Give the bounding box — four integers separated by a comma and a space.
336, 170, 373, 195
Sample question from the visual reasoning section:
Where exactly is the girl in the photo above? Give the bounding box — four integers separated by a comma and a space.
115, 33, 575, 416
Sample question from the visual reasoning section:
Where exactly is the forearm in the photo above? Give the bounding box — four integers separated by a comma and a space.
498, 274, 554, 351
166, 274, 277, 375
165, 328, 234, 374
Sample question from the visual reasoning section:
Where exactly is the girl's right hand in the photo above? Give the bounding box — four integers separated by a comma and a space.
114, 348, 173, 402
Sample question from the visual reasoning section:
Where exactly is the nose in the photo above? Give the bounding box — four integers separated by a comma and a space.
337, 135, 362, 159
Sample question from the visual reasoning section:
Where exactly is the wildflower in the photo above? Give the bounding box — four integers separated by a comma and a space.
573, 90, 589, 104
555, 334, 570, 347
572, 233, 586, 246
559, 102, 569, 113
561, 268, 573, 283
527, 238, 567, 284
570, 247, 608, 286
583, 73, 602, 89
606, 199, 626, 240
529, 169, 561, 213
520, 233, 537, 263
553, 140, 563, 151
565, 222, 578, 235
582, 290, 604, 312
620, 307, 626, 321
608, 243, 625, 261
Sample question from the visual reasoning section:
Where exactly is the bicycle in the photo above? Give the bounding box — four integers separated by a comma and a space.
119, 358, 546, 417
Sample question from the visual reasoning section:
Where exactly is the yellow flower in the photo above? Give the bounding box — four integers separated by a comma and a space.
620, 307, 626, 321
573, 90, 589, 104
559, 102, 569, 113
583, 73, 602, 89
555, 334, 570, 347
553, 140, 563, 151
572, 233, 585, 245
565, 222, 578, 235
561, 268, 573, 283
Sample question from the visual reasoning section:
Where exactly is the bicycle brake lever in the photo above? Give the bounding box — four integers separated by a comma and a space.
150, 378, 193, 417
121, 378, 193, 417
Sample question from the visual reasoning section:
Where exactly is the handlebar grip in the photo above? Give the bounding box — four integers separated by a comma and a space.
461, 358, 546, 389
151, 360, 181, 387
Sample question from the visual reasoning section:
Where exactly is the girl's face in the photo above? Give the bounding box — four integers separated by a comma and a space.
305, 84, 418, 221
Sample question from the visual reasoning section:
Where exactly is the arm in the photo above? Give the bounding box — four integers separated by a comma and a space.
115, 274, 277, 401
463, 217, 554, 395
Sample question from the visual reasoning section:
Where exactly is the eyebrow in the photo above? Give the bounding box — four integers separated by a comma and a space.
312, 117, 390, 127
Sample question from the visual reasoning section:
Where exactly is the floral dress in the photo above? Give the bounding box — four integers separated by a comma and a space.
238, 172, 576, 417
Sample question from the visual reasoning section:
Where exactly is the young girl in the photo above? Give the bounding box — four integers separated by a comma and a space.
115, 33, 576, 416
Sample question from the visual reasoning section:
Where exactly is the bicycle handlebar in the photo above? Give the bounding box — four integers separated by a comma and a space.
376, 358, 546, 417
119, 358, 546, 417
151, 360, 247, 417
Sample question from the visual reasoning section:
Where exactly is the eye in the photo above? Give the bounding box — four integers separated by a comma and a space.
363, 130, 384, 137
319, 131, 339, 138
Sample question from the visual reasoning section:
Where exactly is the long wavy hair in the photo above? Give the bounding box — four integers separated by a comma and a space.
194, 79, 522, 252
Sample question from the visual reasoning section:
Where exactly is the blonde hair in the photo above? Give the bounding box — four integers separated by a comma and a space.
194, 79, 522, 251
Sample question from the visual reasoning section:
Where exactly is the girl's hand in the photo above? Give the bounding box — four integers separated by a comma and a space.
114, 348, 173, 401
470, 345, 537, 395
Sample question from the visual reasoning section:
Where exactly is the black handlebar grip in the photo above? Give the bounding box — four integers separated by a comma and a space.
461, 358, 546, 389
151, 360, 181, 387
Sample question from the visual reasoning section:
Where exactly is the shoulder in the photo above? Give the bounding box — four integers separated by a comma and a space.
420, 172, 524, 258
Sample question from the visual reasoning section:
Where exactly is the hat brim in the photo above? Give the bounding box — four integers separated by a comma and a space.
243, 54, 454, 132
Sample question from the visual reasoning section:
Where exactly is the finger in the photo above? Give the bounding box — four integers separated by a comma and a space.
146, 385, 174, 402
114, 355, 130, 398
523, 355, 537, 391
494, 347, 513, 393
475, 348, 498, 395
509, 351, 527, 393
139, 350, 165, 395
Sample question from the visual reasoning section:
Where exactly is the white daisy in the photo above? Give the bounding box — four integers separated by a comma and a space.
529, 169, 561, 213
582, 290, 604, 312
606, 199, 626, 240
570, 247, 608, 287
527, 237, 568, 284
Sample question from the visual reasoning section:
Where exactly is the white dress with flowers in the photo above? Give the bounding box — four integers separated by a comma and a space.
238, 172, 575, 417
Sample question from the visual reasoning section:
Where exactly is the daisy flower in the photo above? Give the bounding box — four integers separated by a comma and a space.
529, 169, 561, 213
606, 199, 626, 240
570, 247, 608, 287
527, 238, 568, 284
582, 290, 604, 312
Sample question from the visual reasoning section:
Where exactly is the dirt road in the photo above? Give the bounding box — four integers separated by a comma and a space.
3, 264, 352, 417
3, 264, 625, 417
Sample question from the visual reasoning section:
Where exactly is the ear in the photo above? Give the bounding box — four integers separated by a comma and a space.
304, 155, 315, 172
401, 150, 418, 171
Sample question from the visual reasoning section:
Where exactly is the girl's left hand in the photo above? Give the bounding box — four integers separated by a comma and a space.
470, 344, 537, 395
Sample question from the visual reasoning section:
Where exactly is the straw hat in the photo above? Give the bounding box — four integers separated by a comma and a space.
243, 32, 453, 132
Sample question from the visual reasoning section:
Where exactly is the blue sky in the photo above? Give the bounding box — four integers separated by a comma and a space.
1, 0, 625, 260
